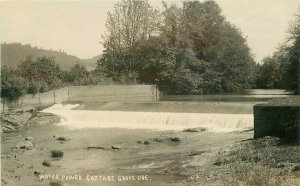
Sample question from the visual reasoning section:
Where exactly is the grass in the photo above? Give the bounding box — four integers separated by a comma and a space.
190, 136, 300, 186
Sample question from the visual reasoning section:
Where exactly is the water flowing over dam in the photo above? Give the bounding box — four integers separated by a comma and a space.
43, 104, 253, 132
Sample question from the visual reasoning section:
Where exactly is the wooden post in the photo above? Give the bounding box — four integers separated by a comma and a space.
68, 90, 70, 101
125, 85, 128, 103
39, 93, 41, 106
2, 100, 4, 113
155, 85, 158, 102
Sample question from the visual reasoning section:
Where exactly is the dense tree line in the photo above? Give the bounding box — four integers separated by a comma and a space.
99, 0, 257, 94
1, 55, 110, 104
255, 13, 300, 94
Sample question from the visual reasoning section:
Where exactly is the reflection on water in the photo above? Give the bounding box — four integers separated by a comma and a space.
160, 89, 291, 102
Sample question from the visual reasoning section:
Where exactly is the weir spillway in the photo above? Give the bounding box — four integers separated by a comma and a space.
43, 104, 253, 132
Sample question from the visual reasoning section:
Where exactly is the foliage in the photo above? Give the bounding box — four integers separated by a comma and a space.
65, 64, 92, 85
255, 57, 281, 89
1, 68, 28, 103
101, 0, 159, 83
100, 0, 256, 94
255, 13, 300, 94
18, 56, 64, 92
1, 54, 108, 106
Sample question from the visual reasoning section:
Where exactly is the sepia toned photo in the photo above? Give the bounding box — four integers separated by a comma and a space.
0, 0, 299, 185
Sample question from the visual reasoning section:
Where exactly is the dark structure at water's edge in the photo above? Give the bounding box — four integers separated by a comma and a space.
254, 98, 300, 143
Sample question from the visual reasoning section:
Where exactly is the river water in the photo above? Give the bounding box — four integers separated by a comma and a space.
42, 89, 293, 132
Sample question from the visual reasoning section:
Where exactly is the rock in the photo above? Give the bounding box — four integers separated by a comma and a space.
27, 112, 60, 126
56, 136, 69, 141
1, 112, 32, 133
293, 165, 300, 172
111, 145, 120, 150
16, 141, 35, 150
151, 136, 181, 143
183, 127, 208, 132
151, 138, 163, 143
2, 125, 16, 133
42, 160, 51, 167
51, 150, 64, 158
137, 141, 150, 145
25, 136, 33, 141
276, 163, 285, 168
170, 137, 180, 142
49, 181, 62, 186
34, 170, 44, 176
1, 112, 32, 126
189, 151, 206, 156
87, 146, 105, 150
143, 141, 150, 145
1, 178, 7, 185
213, 160, 222, 166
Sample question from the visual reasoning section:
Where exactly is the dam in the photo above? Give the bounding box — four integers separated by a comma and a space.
43, 104, 253, 132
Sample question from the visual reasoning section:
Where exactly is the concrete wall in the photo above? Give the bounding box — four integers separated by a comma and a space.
254, 104, 300, 143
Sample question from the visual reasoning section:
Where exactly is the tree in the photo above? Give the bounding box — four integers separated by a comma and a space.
101, 0, 159, 83
159, 0, 256, 93
256, 57, 281, 88
282, 13, 300, 94
18, 56, 63, 92
256, 12, 300, 94
66, 64, 95, 85
1, 68, 28, 108
99, 0, 256, 94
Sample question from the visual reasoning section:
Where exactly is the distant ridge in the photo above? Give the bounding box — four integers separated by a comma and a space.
1, 43, 99, 70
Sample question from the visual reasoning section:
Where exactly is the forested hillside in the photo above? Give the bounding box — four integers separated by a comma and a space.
1, 43, 98, 70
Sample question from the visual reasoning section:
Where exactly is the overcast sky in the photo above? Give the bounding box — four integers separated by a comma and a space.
0, 0, 299, 62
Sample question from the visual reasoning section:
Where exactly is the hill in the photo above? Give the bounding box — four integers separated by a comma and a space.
1, 43, 99, 70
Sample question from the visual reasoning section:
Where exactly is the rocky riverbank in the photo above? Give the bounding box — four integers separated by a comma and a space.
1, 108, 60, 133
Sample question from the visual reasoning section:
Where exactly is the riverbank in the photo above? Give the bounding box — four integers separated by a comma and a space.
1, 106, 60, 133
2, 123, 299, 186
2, 101, 299, 186
1, 121, 252, 186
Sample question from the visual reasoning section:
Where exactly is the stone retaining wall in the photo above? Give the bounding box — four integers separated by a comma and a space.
254, 102, 300, 143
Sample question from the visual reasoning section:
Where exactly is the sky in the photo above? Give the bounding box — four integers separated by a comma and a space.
0, 0, 299, 62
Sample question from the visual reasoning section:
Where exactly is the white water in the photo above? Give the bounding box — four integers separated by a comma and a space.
43, 104, 253, 132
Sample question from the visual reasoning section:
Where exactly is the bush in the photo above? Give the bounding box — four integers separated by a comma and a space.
27, 82, 41, 94
1, 68, 28, 103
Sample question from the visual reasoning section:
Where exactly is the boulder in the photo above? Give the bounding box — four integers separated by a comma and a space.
111, 145, 120, 150
1, 112, 32, 133
16, 141, 35, 150
56, 136, 70, 141
2, 125, 16, 133
27, 112, 60, 126
183, 127, 208, 132
51, 150, 64, 158
25, 136, 33, 141
42, 160, 51, 167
